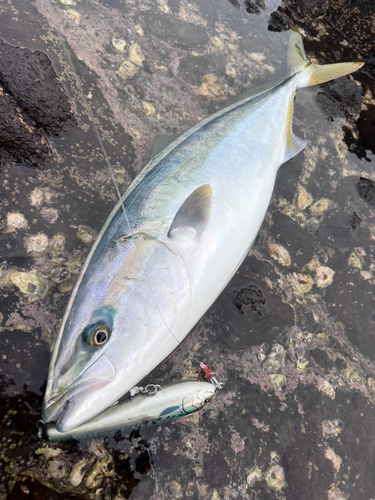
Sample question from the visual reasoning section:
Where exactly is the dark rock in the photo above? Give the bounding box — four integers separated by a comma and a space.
357, 177, 375, 205
244, 0, 266, 15
348, 211, 362, 232
0, 39, 77, 136
268, 10, 291, 32
232, 284, 268, 317
203, 449, 231, 487
0, 89, 49, 167
316, 77, 363, 119
210, 256, 294, 349
317, 211, 370, 248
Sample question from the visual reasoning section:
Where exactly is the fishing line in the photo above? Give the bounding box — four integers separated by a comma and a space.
59, 40, 180, 344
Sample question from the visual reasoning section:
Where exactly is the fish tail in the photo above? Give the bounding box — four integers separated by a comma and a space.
287, 26, 364, 88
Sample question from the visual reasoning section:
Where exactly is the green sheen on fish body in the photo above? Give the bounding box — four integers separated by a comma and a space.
42, 29, 363, 433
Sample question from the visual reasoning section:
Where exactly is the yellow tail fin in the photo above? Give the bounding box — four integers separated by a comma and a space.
287, 26, 364, 88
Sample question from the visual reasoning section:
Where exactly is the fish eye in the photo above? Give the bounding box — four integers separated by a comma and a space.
83, 323, 111, 348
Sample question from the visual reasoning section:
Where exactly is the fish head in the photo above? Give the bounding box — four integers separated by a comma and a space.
42, 301, 120, 430
42, 233, 187, 432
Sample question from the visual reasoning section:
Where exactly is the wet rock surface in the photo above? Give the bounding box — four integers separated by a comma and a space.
0, 39, 76, 170
0, 0, 374, 499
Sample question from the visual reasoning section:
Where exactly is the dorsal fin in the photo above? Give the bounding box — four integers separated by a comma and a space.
150, 134, 179, 158
168, 184, 213, 238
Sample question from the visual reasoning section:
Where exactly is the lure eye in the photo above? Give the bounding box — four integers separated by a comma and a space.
83, 323, 111, 348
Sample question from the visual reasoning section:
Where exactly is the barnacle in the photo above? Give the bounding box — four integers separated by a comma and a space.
247, 465, 262, 486
225, 64, 236, 78
265, 464, 286, 491
320, 381, 335, 399
135, 25, 144, 37
287, 272, 314, 295
346, 365, 363, 385
324, 447, 342, 472
118, 60, 138, 80
70, 459, 91, 487
24, 233, 49, 255
315, 266, 335, 288
348, 250, 363, 269
209, 36, 224, 52
40, 207, 59, 224
296, 356, 309, 374
296, 184, 313, 210
268, 242, 291, 267
49, 234, 66, 255
328, 485, 348, 500
198, 74, 224, 99
263, 344, 286, 374
310, 198, 330, 217
112, 38, 126, 52
322, 419, 344, 439
129, 43, 144, 67
157, 0, 170, 14
142, 101, 156, 116
8, 270, 47, 301
66, 8, 80, 25
5, 212, 28, 233
28, 187, 57, 208
269, 374, 287, 390
77, 225, 98, 244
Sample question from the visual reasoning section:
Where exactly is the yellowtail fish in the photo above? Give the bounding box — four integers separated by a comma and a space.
42, 28, 363, 432
43, 380, 216, 441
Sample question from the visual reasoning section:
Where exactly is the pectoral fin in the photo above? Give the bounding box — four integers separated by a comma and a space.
168, 184, 213, 238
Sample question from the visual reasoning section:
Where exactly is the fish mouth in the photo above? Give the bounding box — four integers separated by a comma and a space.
42, 353, 116, 431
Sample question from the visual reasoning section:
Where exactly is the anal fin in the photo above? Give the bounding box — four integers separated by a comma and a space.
282, 94, 307, 164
